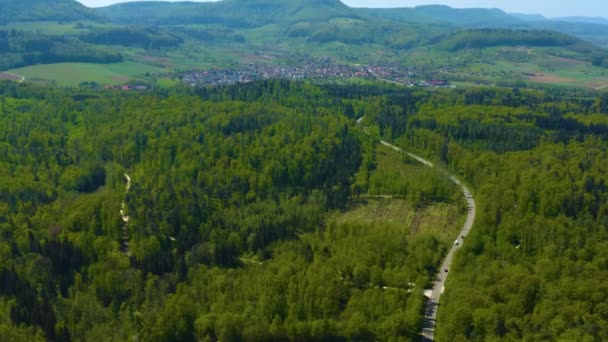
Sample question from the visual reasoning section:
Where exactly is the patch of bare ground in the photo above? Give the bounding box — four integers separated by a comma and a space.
0, 72, 21, 81
528, 74, 576, 84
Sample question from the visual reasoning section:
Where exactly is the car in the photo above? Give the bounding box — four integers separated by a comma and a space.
454, 240, 460, 246
444, 269, 448, 272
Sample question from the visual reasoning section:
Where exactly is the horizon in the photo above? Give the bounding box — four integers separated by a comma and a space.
75, 0, 608, 19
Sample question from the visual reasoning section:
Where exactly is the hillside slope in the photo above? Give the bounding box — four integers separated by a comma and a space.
362, 5, 523, 28
0, 0, 99, 24
95, 0, 358, 26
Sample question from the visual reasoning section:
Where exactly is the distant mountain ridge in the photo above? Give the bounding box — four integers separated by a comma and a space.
94, 0, 358, 26
509, 13, 547, 22
552, 16, 608, 25
362, 5, 524, 28
1, 0, 607, 50
360, 4, 608, 48
0, 0, 99, 24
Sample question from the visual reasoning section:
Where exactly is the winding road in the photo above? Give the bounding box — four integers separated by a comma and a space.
378, 140, 476, 341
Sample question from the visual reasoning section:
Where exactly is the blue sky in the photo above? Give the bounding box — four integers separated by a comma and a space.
76, 0, 608, 18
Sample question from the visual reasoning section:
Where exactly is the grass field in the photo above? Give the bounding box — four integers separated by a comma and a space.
461, 48, 608, 89
335, 199, 461, 243
2, 21, 117, 35
367, 142, 453, 197
8, 62, 171, 86
155, 78, 181, 88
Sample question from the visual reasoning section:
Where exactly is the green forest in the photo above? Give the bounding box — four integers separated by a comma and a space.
0, 29, 123, 70
0, 79, 458, 341
359, 85, 608, 341
1, 79, 608, 341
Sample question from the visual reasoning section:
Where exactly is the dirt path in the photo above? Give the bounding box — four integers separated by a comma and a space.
0, 72, 25, 83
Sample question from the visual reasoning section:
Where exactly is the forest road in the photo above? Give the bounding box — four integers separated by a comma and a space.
120, 174, 132, 255
377, 140, 476, 342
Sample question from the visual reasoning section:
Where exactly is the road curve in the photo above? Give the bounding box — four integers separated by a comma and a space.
379, 140, 476, 342
1, 72, 25, 83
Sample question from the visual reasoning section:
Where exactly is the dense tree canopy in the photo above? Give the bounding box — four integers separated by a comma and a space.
360, 84, 608, 341
1, 79, 608, 340
0, 29, 123, 70
0, 80, 465, 340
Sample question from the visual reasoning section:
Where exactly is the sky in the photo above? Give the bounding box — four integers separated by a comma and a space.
76, 0, 608, 18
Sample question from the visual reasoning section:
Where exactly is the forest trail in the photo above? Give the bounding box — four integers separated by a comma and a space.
119, 174, 131, 255
0, 72, 25, 83
376, 140, 476, 342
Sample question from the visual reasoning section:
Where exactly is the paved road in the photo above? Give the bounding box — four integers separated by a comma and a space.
379, 140, 476, 342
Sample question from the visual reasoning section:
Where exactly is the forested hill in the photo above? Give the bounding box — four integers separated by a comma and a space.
91, 1, 608, 49
361, 5, 523, 27
0, 0, 99, 24
362, 5, 608, 48
95, 0, 359, 26
434, 29, 608, 67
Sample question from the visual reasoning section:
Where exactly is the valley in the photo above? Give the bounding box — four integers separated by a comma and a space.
2, 1, 608, 89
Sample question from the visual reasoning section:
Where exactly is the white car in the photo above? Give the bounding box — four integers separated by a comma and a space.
454, 240, 460, 246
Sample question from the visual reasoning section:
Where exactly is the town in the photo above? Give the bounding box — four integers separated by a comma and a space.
182, 60, 454, 88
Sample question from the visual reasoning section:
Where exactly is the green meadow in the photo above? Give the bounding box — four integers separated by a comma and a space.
460, 47, 608, 88
9, 61, 171, 86
2, 21, 116, 35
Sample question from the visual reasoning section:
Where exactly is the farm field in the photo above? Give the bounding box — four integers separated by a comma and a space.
462, 50, 608, 88
8, 61, 171, 86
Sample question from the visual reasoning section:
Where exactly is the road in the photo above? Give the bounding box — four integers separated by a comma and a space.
119, 174, 131, 255
378, 140, 476, 342
366, 67, 406, 86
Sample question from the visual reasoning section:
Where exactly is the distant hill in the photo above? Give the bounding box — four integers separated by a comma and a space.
361, 5, 523, 27
0, 0, 99, 24
1, 0, 607, 72
510, 13, 546, 22
100, 1, 607, 47
437, 28, 582, 51
432, 28, 608, 69
96, 0, 358, 26
361, 5, 608, 49
552, 16, 608, 26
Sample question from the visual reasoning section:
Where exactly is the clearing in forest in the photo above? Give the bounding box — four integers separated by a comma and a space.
336, 199, 460, 243
333, 144, 463, 244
